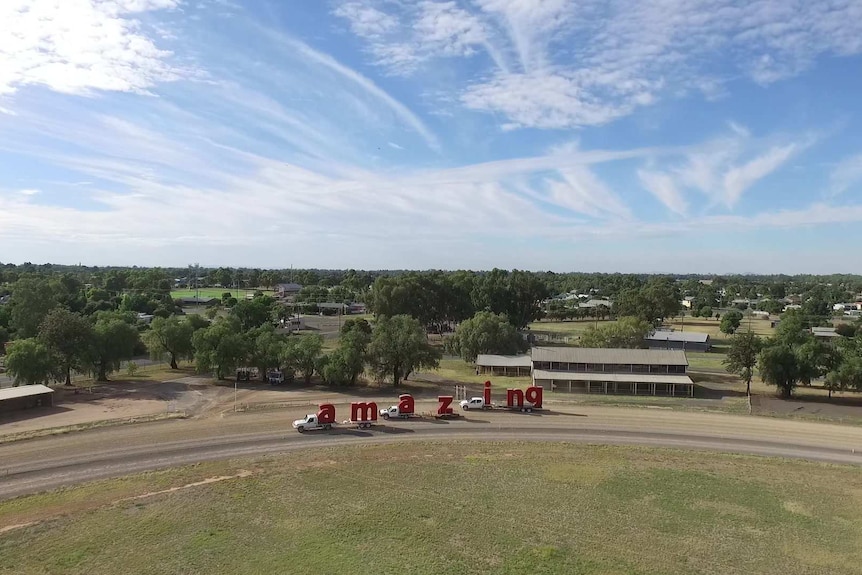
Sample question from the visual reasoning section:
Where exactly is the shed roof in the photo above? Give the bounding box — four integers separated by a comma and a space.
476, 354, 532, 367
811, 327, 840, 337
0, 384, 54, 402
533, 370, 693, 385
531, 347, 688, 366
646, 330, 710, 344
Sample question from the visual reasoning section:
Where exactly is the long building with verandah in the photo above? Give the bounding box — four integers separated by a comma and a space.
475, 354, 532, 376
531, 347, 693, 397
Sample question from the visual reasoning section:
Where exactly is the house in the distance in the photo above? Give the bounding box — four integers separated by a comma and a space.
276, 283, 303, 298
645, 330, 711, 352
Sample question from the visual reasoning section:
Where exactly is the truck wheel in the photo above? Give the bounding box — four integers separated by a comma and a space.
297, 426, 305, 433
324, 424, 332, 430
383, 413, 390, 420
461, 405, 468, 411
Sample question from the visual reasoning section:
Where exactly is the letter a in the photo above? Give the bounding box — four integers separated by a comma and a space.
398, 394, 415, 414
317, 403, 336, 423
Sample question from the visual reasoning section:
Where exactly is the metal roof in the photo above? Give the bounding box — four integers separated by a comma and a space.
533, 370, 693, 385
0, 384, 54, 402
531, 347, 688, 366
646, 330, 710, 344
475, 354, 532, 367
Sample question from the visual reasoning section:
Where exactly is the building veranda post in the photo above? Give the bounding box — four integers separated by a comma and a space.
531, 347, 693, 397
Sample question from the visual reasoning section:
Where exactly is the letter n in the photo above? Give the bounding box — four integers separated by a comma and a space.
506, 389, 524, 408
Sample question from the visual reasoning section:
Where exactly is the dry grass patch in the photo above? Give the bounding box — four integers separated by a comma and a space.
1, 443, 861, 574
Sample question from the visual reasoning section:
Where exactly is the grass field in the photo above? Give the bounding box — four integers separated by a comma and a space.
170, 289, 276, 300
2, 442, 861, 574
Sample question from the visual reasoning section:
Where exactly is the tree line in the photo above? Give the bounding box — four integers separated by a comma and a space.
723, 310, 862, 397
2, 285, 440, 388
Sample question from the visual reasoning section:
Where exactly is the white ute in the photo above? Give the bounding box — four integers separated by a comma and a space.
379, 405, 415, 419
459, 397, 489, 410
292, 414, 333, 433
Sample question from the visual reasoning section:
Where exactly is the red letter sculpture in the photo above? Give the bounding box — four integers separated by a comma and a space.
484, 380, 492, 405
506, 388, 525, 408
437, 396, 453, 415
525, 386, 543, 408
317, 403, 336, 424
350, 402, 378, 422
397, 394, 415, 415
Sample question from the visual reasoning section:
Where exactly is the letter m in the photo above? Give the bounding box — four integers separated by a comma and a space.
350, 402, 378, 422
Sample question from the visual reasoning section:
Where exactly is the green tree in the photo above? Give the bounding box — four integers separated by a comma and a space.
142, 316, 194, 369
762, 299, 785, 315
192, 318, 249, 380
284, 334, 324, 385
4, 338, 58, 386
723, 330, 764, 396
758, 344, 799, 398
835, 323, 859, 338
367, 315, 441, 386
341, 317, 372, 336
699, 306, 713, 319
825, 337, 862, 397
38, 309, 94, 386
720, 310, 744, 335
246, 325, 287, 382
230, 296, 276, 331
613, 279, 680, 326
445, 311, 526, 362
579, 316, 653, 349
89, 314, 141, 381
10, 276, 58, 338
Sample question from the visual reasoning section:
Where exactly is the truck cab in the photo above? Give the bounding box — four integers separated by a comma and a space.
459, 397, 487, 410
379, 405, 415, 419
292, 414, 332, 432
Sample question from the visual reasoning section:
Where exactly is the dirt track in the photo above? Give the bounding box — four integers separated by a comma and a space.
2, 401, 861, 501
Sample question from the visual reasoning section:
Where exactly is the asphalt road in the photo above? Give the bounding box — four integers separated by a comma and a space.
2, 403, 861, 501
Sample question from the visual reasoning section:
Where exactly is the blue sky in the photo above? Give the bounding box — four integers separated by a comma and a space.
1, 0, 862, 273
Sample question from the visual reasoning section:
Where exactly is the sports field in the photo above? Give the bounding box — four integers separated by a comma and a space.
170, 289, 275, 300
2, 442, 860, 574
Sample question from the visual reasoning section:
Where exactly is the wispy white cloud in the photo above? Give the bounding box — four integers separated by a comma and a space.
0, 0, 183, 97
638, 126, 807, 210
830, 153, 862, 196
335, 0, 862, 130
333, 2, 398, 38
262, 29, 439, 150
637, 169, 688, 216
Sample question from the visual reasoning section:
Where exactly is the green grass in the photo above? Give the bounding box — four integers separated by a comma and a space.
430, 358, 532, 386
2, 442, 861, 574
170, 289, 275, 300
685, 351, 728, 370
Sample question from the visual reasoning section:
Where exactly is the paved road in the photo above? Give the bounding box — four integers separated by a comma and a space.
2, 403, 861, 500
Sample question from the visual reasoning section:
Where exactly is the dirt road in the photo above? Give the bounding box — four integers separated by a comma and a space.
2, 401, 861, 501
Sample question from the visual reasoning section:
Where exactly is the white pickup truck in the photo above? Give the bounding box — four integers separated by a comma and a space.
292, 414, 334, 433
459, 396, 540, 413
459, 397, 491, 410
379, 405, 416, 419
